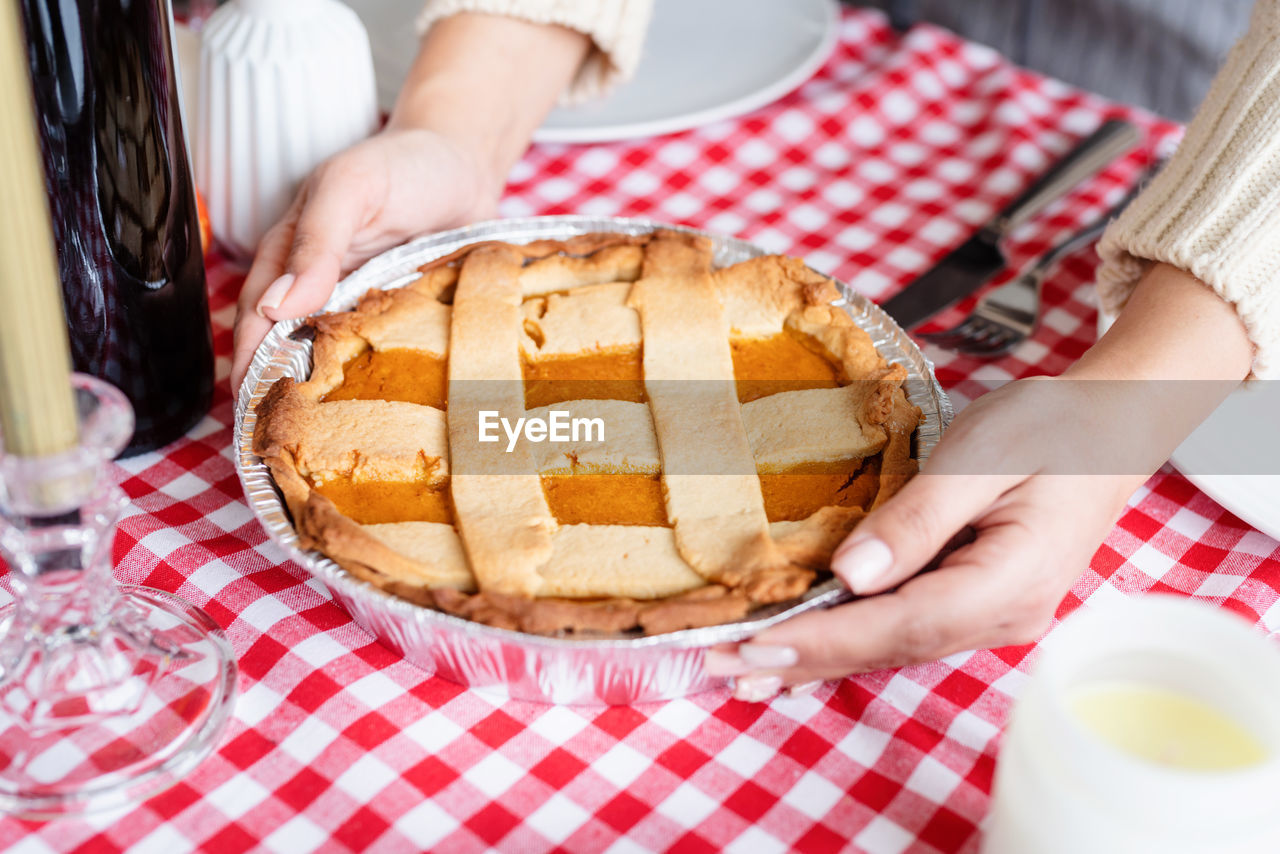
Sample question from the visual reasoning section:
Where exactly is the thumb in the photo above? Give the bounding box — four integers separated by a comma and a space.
833, 472, 1018, 595
231, 308, 273, 396
257, 176, 364, 322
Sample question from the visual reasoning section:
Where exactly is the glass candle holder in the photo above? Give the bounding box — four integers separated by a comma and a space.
983, 595, 1280, 854
0, 374, 236, 818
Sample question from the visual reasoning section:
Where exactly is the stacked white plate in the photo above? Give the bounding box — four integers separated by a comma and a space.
343, 0, 841, 143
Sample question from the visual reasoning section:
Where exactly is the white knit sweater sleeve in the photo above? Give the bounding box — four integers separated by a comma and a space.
417, 0, 654, 104
1096, 0, 1280, 378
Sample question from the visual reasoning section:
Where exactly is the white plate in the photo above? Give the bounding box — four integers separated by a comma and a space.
1098, 312, 1280, 541
343, 0, 841, 143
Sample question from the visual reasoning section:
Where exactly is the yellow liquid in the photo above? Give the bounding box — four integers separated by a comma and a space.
1070, 683, 1269, 771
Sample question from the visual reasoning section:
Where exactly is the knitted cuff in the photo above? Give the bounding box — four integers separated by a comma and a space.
1096, 0, 1280, 378
417, 0, 653, 104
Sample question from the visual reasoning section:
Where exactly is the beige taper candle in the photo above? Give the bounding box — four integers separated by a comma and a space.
0, 0, 79, 458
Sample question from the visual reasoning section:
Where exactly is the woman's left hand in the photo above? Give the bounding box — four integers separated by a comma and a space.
705, 376, 1147, 700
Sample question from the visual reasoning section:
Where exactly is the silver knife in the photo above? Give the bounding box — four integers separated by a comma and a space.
881, 118, 1140, 330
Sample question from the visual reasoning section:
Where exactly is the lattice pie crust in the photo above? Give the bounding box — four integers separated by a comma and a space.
254, 232, 921, 635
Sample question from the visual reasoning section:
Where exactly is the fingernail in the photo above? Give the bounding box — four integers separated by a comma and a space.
737, 643, 798, 669
785, 680, 823, 698
832, 537, 894, 594
256, 273, 296, 317
733, 675, 783, 703
703, 649, 749, 676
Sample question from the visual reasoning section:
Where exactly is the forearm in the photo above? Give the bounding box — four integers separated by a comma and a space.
388, 13, 589, 192
1073, 263, 1253, 382
1062, 263, 1252, 472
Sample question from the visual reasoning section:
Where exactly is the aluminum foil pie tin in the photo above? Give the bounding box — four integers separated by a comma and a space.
234, 216, 953, 705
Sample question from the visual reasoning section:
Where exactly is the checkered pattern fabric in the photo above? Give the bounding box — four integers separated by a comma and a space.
3, 8, 1278, 852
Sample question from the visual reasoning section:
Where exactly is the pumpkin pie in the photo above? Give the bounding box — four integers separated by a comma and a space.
253, 231, 921, 635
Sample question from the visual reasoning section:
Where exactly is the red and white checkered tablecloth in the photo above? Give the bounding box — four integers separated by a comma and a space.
5, 8, 1279, 853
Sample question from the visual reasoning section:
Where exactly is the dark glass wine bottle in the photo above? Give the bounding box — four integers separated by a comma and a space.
21, 0, 214, 457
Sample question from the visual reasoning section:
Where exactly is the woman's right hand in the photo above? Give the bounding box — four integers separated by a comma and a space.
230, 10, 594, 394
230, 125, 501, 394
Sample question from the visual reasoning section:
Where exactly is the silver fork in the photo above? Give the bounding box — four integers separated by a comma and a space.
919, 220, 1104, 357
921, 172, 1155, 358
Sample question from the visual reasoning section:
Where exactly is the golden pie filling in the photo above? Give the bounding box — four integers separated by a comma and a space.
308, 462, 877, 528
324, 330, 846, 410
759, 459, 881, 522
541, 459, 884, 526
254, 230, 922, 636
731, 330, 846, 402
542, 472, 668, 526
307, 475, 454, 525
323, 349, 448, 410
522, 349, 645, 409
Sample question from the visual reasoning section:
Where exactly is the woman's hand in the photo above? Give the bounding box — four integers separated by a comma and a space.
705, 378, 1148, 699
706, 263, 1254, 701
230, 127, 498, 392
229, 12, 591, 393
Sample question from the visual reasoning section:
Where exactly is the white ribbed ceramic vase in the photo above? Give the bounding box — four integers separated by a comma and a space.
195, 0, 379, 260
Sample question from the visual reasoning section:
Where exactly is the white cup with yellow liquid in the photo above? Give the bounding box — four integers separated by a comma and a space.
983, 595, 1280, 854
